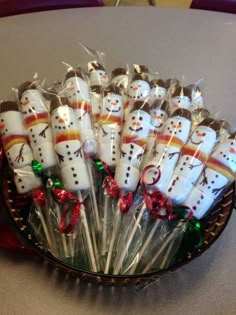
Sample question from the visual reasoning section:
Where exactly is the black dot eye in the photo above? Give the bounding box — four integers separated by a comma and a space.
202, 133, 206, 136
132, 116, 135, 120
171, 121, 173, 124
25, 97, 28, 101
139, 116, 143, 121
108, 99, 110, 102
99, 72, 102, 76
56, 116, 59, 119
231, 142, 234, 145
161, 113, 164, 117
178, 100, 181, 103
77, 90, 80, 93
116, 100, 119, 103
130, 85, 133, 89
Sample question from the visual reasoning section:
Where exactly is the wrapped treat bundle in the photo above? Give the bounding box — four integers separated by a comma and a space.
0, 53, 235, 284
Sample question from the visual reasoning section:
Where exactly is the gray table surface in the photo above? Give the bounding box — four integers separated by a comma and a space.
0, 7, 235, 315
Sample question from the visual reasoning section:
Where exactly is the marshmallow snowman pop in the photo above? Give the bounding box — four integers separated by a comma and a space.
18, 81, 69, 257
169, 86, 192, 115
149, 79, 168, 104
143, 132, 236, 274
88, 61, 110, 88
50, 96, 98, 272
104, 100, 152, 274
64, 69, 101, 233
141, 99, 170, 169
0, 101, 56, 253
184, 132, 236, 219
97, 84, 123, 256
124, 72, 150, 121
124, 109, 193, 274
166, 118, 220, 205
64, 68, 97, 156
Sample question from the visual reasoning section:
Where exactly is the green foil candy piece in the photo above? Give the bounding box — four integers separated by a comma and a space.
32, 160, 44, 177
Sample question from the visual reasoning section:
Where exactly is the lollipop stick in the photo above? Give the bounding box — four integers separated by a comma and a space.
143, 221, 183, 273
101, 193, 109, 256
104, 209, 122, 274
35, 204, 53, 250
54, 203, 69, 257
113, 204, 147, 275
86, 162, 101, 232
129, 217, 161, 274
159, 239, 175, 270
77, 191, 98, 272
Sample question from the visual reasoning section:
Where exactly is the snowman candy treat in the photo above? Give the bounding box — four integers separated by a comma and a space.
88, 61, 109, 88
187, 84, 204, 108
124, 73, 150, 121
183, 132, 236, 219
50, 96, 90, 192
149, 79, 167, 103
98, 85, 123, 168
18, 81, 57, 170
144, 108, 192, 192
0, 101, 41, 194
166, 118, 220, 204
169, 86, 192, 114
64, 68, 97, 156
115, 100, 151, 192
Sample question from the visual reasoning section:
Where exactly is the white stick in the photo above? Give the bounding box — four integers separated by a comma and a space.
77, 192, 98, 272
129, 217, 161, 274
113, 204, 147, 275
54, 203, 69, 257
143, 221, 183, 273
86, 162, 101, 232
35, 204, 53, 251
101, 193, 109, 256
104, 209, 122, 274
159, 239, 174, 270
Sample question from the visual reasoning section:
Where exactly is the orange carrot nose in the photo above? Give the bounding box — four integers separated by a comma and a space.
0, 124, 4, 129
111, 101, 117, 105
155, 115, 162, 120
173, 124, 181, 129
102, 75, 107, 79
197, 132, 205, 137
58, 118, 68, 123
133, 86, 138, 91
133, 121, 141, 126
22, 100, 30, 106
230, 147, 236, 154
68, 86, 75, 91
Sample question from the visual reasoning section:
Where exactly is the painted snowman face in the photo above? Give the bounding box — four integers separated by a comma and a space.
20, 90, 47, 119
171, 96, 190, 112
89, 69, 109, 87
189, 125, 217, 154
150, 108, 167, 132
64, 77, 90, 103
149, 86, 167, 103
124, 109, 151, 138
164, 115, 191, 143
127, 80, 150, 100
0, 111, 27, 138
213, 137, 236, 172
101, 93, 123, 118
51, 106, 77, 133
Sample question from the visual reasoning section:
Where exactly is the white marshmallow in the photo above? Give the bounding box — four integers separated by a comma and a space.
60, 162, 90, 191
54, 140, 84, 168
13, 165, 42, 194
0, 111, 27, 136
99, 143, 120, 168
5, 143, 33, 169
64, 76, 90, 104
20, 89, 48, 118
27, 123, 53, 147
89, 69, 109, 87
115, 163, 140, 192
33, 142, 57, 169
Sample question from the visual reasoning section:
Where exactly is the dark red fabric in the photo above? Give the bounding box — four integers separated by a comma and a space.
0, 0, 104, 18
191, 0, 236, 14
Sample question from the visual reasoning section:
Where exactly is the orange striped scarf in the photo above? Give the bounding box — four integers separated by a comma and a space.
2, 135, 28, 152
206, 156, 235, 181
70, 101, 91, 113
181, 145, 209, 164
156, 134, 184, 150
122, 134, 147, 149
55, 130, 81, 144
25, 112, 49, 128
98, 115, 122, 126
